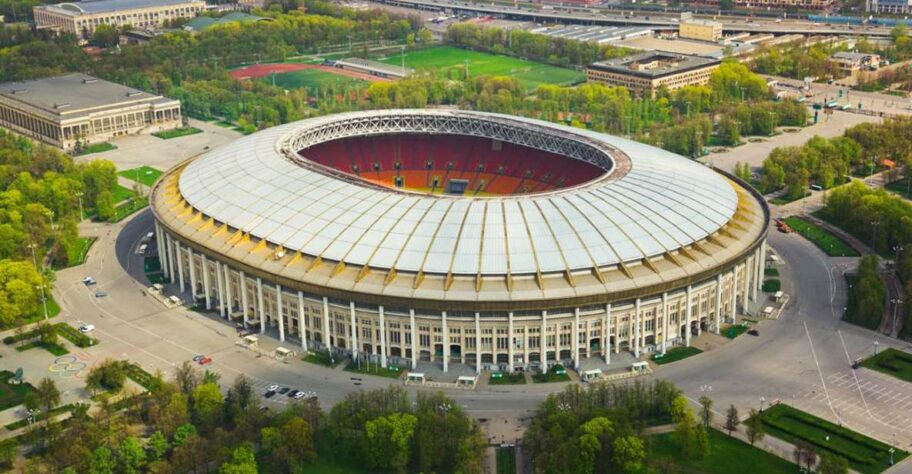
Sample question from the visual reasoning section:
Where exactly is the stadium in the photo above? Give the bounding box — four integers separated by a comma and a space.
150, 109, 769, 374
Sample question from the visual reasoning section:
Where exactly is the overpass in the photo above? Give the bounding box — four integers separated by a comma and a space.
377, 0, 894, 37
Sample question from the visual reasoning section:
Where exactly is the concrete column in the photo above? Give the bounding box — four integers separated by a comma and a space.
757, 240, 767, 291
731, 267, 738, 325
348, 301, 357, 359
685, 286, 693, 347
441, 311, 448, 373
573, 307, 580, 369
216, 262, 226, 318
256, 277, 265, 334
187, 247, 197, 300
240, 271, 249, 328
475, 312, 482, 374
223, 264, 233, 316
742, 261, 750, 310
661, 293, 668, 354
523, 324, 530, 366
508, 312, 515, 373
201, 254, 211, 310
166, 234, 176, 285
605, 304, 611, 364
156, 223, 168, 279
298, 291, 308, 351
322, 297, 330, 349
379, 306, 387, 368
410, 309, 418, 370
276, 284, 285, 342
715, 274, 723, 334
634, 299, 641, 358
541, 310, 548, 367
696, 291, 702, 337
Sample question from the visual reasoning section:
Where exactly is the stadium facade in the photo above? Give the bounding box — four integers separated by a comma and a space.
151, 109, 769, 373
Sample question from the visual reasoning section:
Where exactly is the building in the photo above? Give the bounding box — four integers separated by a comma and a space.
150, 109, 768, 374
331, 58, 414, 80
691, 0, 834, 9
34, 0, 206, 40
829, 51, 882, 77
868, 0, 912, 14
183, 12, 269, 32
587, 52, 721, 97
678, 19, 722, 42
0, 73, 182, 151
528, 25, 653, 44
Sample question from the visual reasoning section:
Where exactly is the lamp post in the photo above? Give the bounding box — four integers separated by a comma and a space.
874, 340, 879, 356
894, 244, 904, 265
767, 111, 776, 136
36, 284, 49, 321
890, 298, 903, 338
871, 220, 881, 250
75, 192, 84, 221
759, 395, 766, 413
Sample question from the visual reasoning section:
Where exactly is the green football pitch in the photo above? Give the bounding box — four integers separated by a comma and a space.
377, 46, 585, 91
264, 69, 368, 92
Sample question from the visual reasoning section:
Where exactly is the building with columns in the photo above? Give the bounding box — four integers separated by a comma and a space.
0, 73, 181, 151
150, 110, 769, 374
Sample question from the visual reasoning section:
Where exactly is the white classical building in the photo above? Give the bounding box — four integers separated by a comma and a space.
151, 110, 769, 373
34, 0, 205, 39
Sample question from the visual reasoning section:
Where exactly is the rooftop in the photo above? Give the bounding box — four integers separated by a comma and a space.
589, 52, 720, 78
528, 24, 652, 44
337, 57, 415, 76
41, 0, 203, 16
0, 73, 176, 119
832, 51, 880, 60
682, 19, 722, 27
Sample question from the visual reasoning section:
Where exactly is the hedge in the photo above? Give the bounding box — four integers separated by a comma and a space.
124, 364, 157, 391
4, 403, 79, 431
55, 324, 98, 347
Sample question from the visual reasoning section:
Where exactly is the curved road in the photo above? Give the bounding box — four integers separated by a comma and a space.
53, 209, 912, 452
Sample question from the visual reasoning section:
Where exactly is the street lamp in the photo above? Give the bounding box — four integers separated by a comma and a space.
36, 284, 49, 321
890, 298, 903, 338
759, 395, 766, 412
894, 244, 904, 264
874, 340, 879, 356
75, 191, 84, 221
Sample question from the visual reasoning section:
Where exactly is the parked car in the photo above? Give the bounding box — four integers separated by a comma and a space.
192, 355, 205, 362
294, 391, 311, 400
264, 390, 276, 399
748, 329, 760, 336
287, 390, 300, 398
278, 387, 291, 395
266, 384, 279, 392
78, 324, 95, 333
94, 290, 107, 298
82, 277, 96, 286
198, 357, 213, 365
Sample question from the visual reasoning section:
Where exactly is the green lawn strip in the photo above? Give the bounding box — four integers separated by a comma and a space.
489, 372, 526, 385
74, 142, 116, 156
112, 196, 149, 222
723, 324, 749, 339
762, 279, 781, 292
55, 323, 98, 348
152, 127, 203, 140
343, 361, 403, 379
118, 166, 163, 187
3, 403, 79, 431
764, 268, 779, 277
0, 371, 37, 411
653, 346, 703, 365
531, 365, 571, 383
757, 404, 906, 474
54, 236, 96, 269
15, 340, 69, 356
263, 69, 368, 93
303, 351, 342, 367
649, 427, 796, 473
112, 184, 137, 204
769, 191, 810, 205
124, 364, 157, 391
859, 348, 912, 383
496, 446, 517, 474
782, 216, 859, 257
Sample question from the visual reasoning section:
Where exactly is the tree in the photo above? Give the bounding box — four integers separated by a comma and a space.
192, 382, 225, 430
85, 359, 128, 394
220, 446, 258, 474
119, 436, 147, 474
174, 361, 199, 397
612, 435, 646, 473
92, 25, 120, 48
147, 431, 169, 462
698, 395, 714, 429
36, 377, 60, 414
672, 395, 702, 459
577, 416, 614, 473
746, 409, 764, 446
365, 412, 418, 473
90, 446, 116, 474
817, 452, 849, 474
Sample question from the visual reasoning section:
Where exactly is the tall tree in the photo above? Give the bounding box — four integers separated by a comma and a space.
746, 409, 765, 446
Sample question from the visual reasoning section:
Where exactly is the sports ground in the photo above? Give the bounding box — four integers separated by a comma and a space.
376, 45, 585, 90
229, 63, 373, 93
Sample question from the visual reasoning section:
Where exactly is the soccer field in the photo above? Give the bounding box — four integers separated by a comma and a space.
377, 46, 585, 91
264, 69, 368, 92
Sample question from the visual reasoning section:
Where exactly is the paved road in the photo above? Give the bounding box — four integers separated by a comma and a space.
47, 207, 912, 450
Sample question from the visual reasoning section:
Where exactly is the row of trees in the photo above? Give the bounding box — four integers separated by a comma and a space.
17, 361, 485, 473
846, 254, 887, 330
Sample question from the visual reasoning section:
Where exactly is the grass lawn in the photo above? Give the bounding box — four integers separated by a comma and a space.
55, 236, 96, 269
496, 446, 517, 474
757, 404, 907, 474
532, 365, 571, 383
303, 351, 342, 367
653, 346, 703, 364
0, 370, 37, 411
264, 69, 368, 93
762, 279, 781, 293
112, 196, 149, 222
859, 348, 912, 383
764, 268, 779, 277
769, 191, 810, 205
344, 361, 403, 379
783, 217, 859, 257
489, 372, 527, 385
74, 142, 116, 156
723, 324, 749, 339
113, 184, 138, 204
118, 166, 163, 187
152, 127, 202, 140
5, 296, 63, 329
15, 340, 69, 356
650, 427, 795, 473
304, 458, 367, 474
378, 46, 585, 91
215, 120, 235, 128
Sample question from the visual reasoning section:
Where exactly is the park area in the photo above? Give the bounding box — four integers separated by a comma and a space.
377, 46, 585, 91
859, 348, 912, 383
757, 404, 906, 473
118, 166, 163, 187
783, 217, 859, 257
650, 428, 795, 473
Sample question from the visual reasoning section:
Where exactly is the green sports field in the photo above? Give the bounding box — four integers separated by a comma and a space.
377, 46, 585, 91
263, 69, 368, 93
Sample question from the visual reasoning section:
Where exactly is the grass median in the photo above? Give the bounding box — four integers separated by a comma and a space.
653, 346, 703, 365
344, 361, 403, 379
489, 372, 526, 385
859, 348, 912, 383
152, 127, 202, 140
783, 217, 859, 257
651, 427, 795, 473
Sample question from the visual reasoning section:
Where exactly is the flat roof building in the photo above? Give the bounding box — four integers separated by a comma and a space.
587, 52, 721, 97
331, 57, 414, 79
528, 25, 653, 44
829, 51, 882, 77
0, 73, 182, 151
34, 0, 206, 40
679, 19, 723, 42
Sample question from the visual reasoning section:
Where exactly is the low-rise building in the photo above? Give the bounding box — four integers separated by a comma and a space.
867, 0, 912, 13
330, 58, 415, 80
587, 52, 721, 97
679, 19, 722, 42
34, 0, 206, 40
0, 73, 182, 151
829, 51, 882, 77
